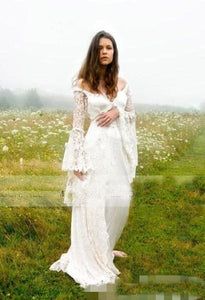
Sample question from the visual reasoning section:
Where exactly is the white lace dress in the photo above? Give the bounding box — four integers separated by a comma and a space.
49, 81, 138, 289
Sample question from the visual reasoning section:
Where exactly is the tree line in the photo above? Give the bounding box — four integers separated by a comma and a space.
0, 88, 43, 110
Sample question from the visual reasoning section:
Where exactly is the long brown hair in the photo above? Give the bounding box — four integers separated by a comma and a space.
72, 30, 119, 100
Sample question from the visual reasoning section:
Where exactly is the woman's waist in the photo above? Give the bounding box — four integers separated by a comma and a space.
85, 119, 121, 143
89, 117, 118, 127
89, 118, 119, 132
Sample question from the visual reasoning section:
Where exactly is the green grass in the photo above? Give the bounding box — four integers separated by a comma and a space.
0, 176, 204, 299
115, 176, 205, 296
159, 126, 205, 175
0, 207, 87, 300
0, 111, 205, 298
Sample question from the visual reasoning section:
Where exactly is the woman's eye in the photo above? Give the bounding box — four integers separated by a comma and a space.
99, 46, 112, 50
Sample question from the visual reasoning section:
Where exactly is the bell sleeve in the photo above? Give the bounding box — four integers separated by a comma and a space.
114, 83, 138, 183
61, 90, 93, 173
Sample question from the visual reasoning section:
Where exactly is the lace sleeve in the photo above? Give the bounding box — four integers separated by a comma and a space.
61, 90, 93, 173
114, 83, 138, 183
120, 84, 136, 121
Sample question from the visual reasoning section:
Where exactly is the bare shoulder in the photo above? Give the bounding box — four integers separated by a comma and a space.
76, 78, 90, 91
76, 78, 84, 89
118, 77, 127, 90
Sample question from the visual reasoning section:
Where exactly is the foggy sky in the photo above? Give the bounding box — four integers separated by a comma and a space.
0, 0, 205, 109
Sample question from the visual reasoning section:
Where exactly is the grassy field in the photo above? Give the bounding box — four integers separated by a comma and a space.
0, 109, 204, 175
0, 110, 204, 299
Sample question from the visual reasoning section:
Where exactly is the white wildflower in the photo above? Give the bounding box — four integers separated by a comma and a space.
2, 145, 9, 152
11, 129, 19, 135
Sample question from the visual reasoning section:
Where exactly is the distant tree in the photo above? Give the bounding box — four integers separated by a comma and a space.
0, 88, 15, 109
24, 88, 43, 109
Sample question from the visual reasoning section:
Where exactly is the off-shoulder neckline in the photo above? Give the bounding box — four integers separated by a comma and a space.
72, 82, 128, 102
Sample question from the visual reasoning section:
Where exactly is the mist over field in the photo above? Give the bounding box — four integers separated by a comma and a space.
0, 87, 203, 113
0, 0, 205, 111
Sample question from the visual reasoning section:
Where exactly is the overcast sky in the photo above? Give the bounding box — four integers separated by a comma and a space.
0, 0, 205, 109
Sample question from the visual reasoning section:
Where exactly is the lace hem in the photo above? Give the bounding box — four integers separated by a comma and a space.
49, 258, 120, 289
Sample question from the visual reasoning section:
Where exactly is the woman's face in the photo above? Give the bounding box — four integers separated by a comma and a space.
98, 37, 114, 65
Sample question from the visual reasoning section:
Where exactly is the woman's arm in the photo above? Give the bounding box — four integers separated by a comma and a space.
114, 83, 139, 183
61, 90, 94, 177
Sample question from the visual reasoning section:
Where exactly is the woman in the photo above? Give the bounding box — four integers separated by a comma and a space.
49, 30, 138, 289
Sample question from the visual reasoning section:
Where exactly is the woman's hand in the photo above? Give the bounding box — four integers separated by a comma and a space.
73, 170, 87, 181
96, 107, 119, 127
